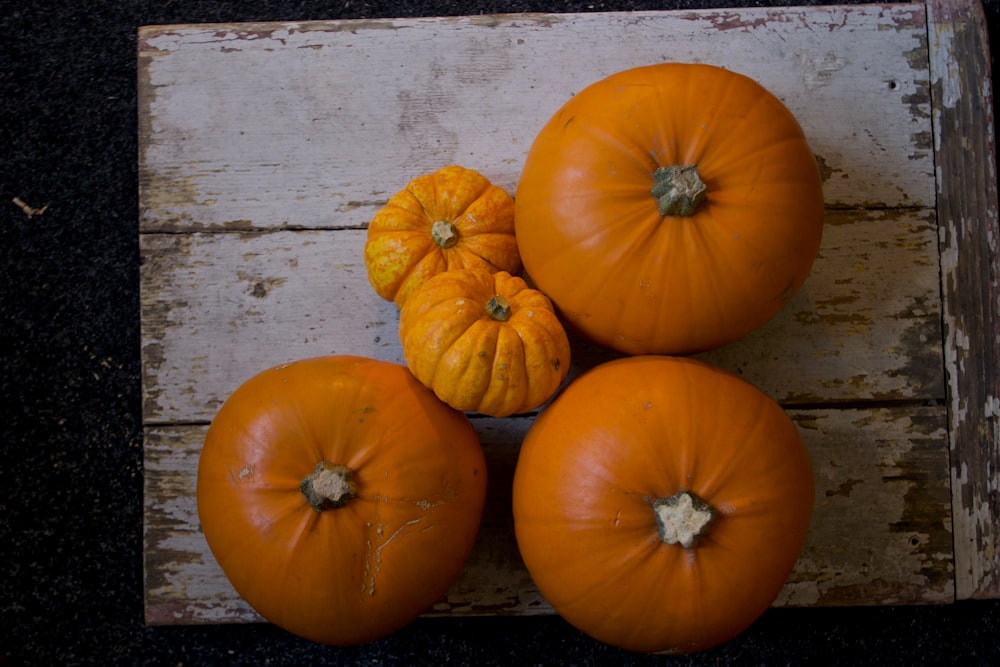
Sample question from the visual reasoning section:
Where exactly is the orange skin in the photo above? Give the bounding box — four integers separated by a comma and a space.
399, 269, 571, 417
512, 356, 814, 654
365, 165, 521, 307
197, 356, 486, 645
515, 63, 824, 355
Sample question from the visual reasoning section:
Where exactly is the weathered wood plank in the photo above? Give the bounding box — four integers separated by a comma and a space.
140, 207, 943, 424
137, 4, 932, 236
928, 0, 1000, 600
779, 407, 953, 606
143, 405, 953, 624
139, 229, 402, 423
697, 208, 944, 404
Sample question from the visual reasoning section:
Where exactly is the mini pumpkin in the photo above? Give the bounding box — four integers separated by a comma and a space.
399, 268, 571, 418
197, 355, 487, 645
364, 165, 521, 307
514, 63, 825, 355
512, 355, 814, 654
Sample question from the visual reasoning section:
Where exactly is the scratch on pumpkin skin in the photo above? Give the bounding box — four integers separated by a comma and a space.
411, 476, 459, 510
226, 464, 254, 487
362, 494, 422, 597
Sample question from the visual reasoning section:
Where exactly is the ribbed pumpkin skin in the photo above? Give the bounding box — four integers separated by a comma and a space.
365, 165, 521, 307
399, 269, 571, 418
514, 63, 824, 355
197, 356, 486, 646
512, 356, 814, 654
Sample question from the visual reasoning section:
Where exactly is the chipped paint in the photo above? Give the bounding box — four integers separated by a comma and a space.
797, 51, 849, 91
928, 0, 1000, 599
778, 407, 953, 607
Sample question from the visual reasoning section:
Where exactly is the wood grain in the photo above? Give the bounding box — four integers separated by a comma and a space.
140, 207, 943, 424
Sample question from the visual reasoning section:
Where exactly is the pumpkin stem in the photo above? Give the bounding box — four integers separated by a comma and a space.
300, 462, 357, 511
651, 165, 707, 217
430, 220, 460, 248
485, 295, 512, 322
652, 490, 716, 548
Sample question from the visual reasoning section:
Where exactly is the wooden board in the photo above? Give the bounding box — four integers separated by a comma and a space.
927, 0, 1000, 601
138, 1, 1000, 625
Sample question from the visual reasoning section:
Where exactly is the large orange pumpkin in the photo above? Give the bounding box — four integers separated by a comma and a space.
365, 165, 521, 307
514, 63, 824, 355
512, 356, 814, 654
399, 268, 570, 417
197, 355, 487, 645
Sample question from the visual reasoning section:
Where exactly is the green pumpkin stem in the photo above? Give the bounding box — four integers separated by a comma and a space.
485, 295, 512, 322
430, 220, 460, 248
652, 490, 716, 548
301, 462, 357, 511
651, 165, 707, 217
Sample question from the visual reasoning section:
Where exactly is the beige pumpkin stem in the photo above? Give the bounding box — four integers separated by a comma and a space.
652, 490, 716, 548
430, 220, 460, 248
301, 462, 357, 511
485, 295, 512, 322
651, 165, 707, 217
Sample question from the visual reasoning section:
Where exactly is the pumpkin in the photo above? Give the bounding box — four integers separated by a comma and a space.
196, 355, 487, 645
399, 268, 571, 418
514, 63, 824, 355
512, 356, 814, 654
364, 164, 521, 307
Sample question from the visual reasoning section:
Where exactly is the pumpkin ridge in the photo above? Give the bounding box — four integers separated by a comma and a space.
452, 233, 520, 265
679, 73, 803, 178
680, 64, 741, 164
406, 303, 471, 386
457, 185, 515, 233
485, 324, 529, 416
505, 311, 560, 404
366, 232, 439, 304
431, 166, 490, 220
438, 318, 501, 410
705, 132, 813, 176
671, 362, 813, 546
372, 203, 427, 232
515, 322, 555, 405
447, 244, 509, 274
571, 110, 662, 176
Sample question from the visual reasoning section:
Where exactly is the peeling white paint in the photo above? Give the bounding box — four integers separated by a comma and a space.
985, 395, 1000, 420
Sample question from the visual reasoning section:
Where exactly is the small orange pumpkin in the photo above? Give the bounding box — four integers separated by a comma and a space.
197, 355, 486, 645
512, 356, 814, 654
514, 63, 825, 355
365, 165, 521, 307
399, 268, 571, 418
